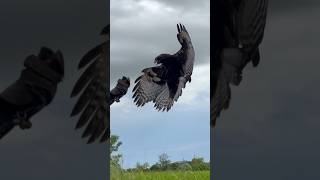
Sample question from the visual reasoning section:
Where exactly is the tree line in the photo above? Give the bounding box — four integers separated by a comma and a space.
110, 135, 210, 172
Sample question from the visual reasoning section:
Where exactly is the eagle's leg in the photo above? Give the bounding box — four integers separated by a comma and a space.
12, 111, 32, 129
152, 77, 162, 82
187, 76, 191, 82
114, 97, 120, 102
146, 69, 162, 82
142, 68, 158, 77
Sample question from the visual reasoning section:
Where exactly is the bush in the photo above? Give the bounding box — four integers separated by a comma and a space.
190, 157, 210, 171
177, 163, 193, 171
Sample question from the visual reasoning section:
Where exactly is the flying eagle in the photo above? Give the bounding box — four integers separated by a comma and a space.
211, 0, 268, 126
70, 25, 110, 143
132, 23, 195, 111
0, 47, 64, 139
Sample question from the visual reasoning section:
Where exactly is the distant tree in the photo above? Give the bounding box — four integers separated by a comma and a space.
135, 162, 149, 171
110, 135, 123, 168
177, 162, 193, 171
147, 156, 209, 172
110, 135, 122, 153
135, 162, 142, 170
150, 163, 161, 171
190, 157, 210, 171
168, 162, 179, 170
142, 162, 150, 171
158, 153, 171, 170
125, 168, 132, 172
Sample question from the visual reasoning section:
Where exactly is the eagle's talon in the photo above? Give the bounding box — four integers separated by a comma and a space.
149, 71, 158, 77
19, 120, 32, 129
154, 58, 160, 64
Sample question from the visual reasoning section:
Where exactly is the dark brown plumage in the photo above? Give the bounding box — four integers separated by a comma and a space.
211, 0, 268, 126
70, 25, 109, 143
132, 24, 195, 111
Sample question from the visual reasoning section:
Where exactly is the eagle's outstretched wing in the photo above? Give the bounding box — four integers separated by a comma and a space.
70, 25, 109, 143
236, 0, 268, 49
176, 23, 195, 80
173, 24, 195, 101
211, 0, 268, 126
133, 66, 174, 111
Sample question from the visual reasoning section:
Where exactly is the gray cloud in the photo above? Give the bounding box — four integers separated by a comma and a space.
133, 0, 209, 11
269, 0, 320, 14
110, 0, 210, 86
0, 0, 108, 180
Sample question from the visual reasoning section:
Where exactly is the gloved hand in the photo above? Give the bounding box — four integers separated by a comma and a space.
0, 47, 64, 139
109, 76, 130, 105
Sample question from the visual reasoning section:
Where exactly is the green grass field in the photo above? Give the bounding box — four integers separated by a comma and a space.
111, 170, 210, 180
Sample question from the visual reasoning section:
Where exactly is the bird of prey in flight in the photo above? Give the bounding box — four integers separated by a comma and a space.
70, 25, 110, 144
0, 47, 64, 139
132, 23, 195, 111
211, 0, 268, 126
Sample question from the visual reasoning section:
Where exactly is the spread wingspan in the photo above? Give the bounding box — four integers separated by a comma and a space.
71, 25, 109, 143
133, 23, 195, 111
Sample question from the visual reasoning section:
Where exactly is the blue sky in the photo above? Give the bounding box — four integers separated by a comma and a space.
110, 0, 210, 169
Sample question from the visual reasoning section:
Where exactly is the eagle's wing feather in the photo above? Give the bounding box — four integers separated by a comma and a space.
133, 66, 175, 111
211, 69, 231, 126
133, 71, 166, 107
78, 44, 103, 69
211, 0, 268, 126
154, 84, 174, 111
71, 26, 109, 143
236, 0, 268, 47
71, 58, 99, 98
173, 77, 187, 101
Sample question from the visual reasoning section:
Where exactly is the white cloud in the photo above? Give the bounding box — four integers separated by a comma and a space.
176, 62, 210, 107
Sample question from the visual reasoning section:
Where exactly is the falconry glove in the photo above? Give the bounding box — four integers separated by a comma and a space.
0, 47, 64, 139
110, 77, 130, 105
